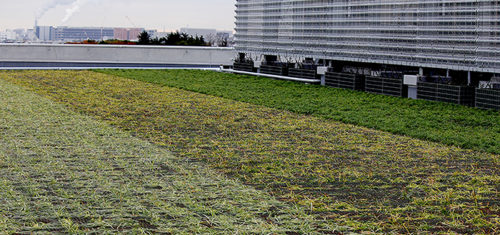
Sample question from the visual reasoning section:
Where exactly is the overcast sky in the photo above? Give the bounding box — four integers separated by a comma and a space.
0, 0, 236, 32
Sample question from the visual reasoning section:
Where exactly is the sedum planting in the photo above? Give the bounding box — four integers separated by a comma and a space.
97, 69, 500, 154
0, 78, 328, 233
0, 70, 498, 233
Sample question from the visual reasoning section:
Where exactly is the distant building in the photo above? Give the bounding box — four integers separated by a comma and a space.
36, 26, 113, 42
180, 28, 217, 39
35, 26, 54, 41
54, 27, 114, 42
147, 29, 158, 38
153, 31, 170, 39
26, 29, 37, 41
4, 30, 19, 41
13, 29, 26, 38
114, 28, 144, 41
0, 29, 25, 42
31, 26, 157, 43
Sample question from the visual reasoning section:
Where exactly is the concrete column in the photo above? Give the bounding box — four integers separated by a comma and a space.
419, 67, 424, 76
321, 74, 326, 86
446, 69, 450, 77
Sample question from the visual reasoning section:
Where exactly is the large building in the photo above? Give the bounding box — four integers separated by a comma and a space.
34, 26, 157, 42
113, 28, 144, 41
234, 0, 500, 77
54, 27, 114, 42
35, 26, 114, 42
35, 26, 54, 42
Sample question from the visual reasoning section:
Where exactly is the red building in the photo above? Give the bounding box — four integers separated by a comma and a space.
113, 28, 144, 41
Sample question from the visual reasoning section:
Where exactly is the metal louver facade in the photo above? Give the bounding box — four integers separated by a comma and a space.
235, 0, 500, 73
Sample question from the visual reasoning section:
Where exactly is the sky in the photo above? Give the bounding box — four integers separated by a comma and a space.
0, 0, 236, 32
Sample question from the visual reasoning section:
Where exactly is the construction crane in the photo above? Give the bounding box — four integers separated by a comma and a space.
125, 16, 137, 28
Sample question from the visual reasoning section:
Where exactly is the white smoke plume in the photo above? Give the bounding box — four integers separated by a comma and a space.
61, 0, 88, 24
37, 0, 94, 24
36, 0, 77, 20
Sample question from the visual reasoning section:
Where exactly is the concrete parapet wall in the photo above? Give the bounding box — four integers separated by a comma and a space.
0, 44, 235, 66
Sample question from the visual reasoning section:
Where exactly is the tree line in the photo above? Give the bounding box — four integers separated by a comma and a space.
138, 31, 207, 46
66, 31, 217, 46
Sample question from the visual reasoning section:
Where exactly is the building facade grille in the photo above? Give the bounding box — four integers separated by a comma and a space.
234, 0, 500, 73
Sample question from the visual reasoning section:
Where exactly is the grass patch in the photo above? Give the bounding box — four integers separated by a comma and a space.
0, 78, 329, 233
1, 70, 498, 233
95, 69, 500, 154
